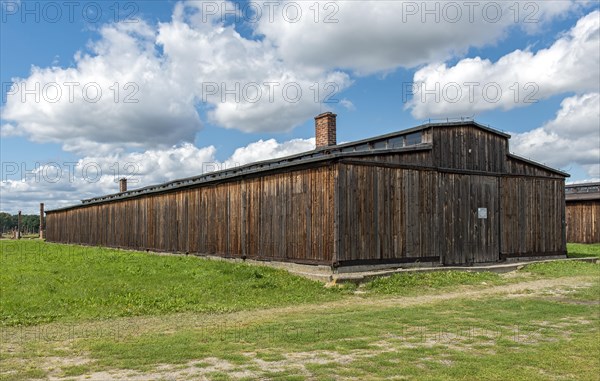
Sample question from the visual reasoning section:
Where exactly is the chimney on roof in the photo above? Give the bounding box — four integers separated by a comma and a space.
315, 112, 337, 148
119, 178, 127, 193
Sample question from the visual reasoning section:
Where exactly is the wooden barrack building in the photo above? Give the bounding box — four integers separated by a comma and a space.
46, 114, 570, 267
565, 183, 600, 243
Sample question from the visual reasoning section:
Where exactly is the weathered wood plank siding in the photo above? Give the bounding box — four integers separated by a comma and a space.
499, 177, 566, 257
336, 163, 437, 264
506, 156, 565, 178
566, 201, 600, 243
45, 166, 335, 264
433, 126, 507, 172
344, 148, 434, 167
437, 174, 499, 265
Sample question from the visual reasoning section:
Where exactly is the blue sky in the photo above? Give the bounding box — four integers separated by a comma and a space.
1, 1, 599, 213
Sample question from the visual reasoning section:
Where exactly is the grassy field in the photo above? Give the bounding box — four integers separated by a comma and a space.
0, 241, 351, 327
567, 243, 600, 258
1, 240, 598, 380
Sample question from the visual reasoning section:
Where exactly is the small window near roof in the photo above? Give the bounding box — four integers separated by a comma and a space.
388, 136, 404, 148
405, 132, 422, 146
354, 143, 369, 152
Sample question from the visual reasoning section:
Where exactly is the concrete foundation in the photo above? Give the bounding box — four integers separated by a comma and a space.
188, 254, 596, 284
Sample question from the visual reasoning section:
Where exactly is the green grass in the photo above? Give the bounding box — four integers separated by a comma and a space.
568, 243, 600, 258
1, 241, 599, 380
3, 241, 597, 327
363, 270, 503, 295
0, 240, 350, 327
76, 296, 599, 380
523, 260, 600, 277
364, 244, 600, 295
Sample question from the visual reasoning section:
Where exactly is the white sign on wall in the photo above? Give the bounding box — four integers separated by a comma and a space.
478, 208, 488, 219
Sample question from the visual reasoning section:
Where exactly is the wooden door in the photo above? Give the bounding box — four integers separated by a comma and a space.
439, 175, 499, 265
466, 176, 499, 263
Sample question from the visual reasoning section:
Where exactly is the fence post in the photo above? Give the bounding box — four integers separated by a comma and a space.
40, 203, 45, 240
17, 210, 22, 239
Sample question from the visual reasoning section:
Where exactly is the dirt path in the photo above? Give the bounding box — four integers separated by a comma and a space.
202, 275, 596, 325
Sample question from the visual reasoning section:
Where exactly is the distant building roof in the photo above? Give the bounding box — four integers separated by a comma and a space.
566, 182, 600, 202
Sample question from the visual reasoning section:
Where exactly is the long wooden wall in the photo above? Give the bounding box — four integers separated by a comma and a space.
500, 177, 566, 257
566, 201, 600, 243
45, 166, 336, 264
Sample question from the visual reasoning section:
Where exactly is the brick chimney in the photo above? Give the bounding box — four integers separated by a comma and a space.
315, 112, 337, 148
119, 178, 127, 193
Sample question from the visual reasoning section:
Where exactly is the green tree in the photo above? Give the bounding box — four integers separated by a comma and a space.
0, 212, 42, 235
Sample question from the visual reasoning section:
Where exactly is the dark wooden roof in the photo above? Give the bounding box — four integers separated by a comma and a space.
507, 154, 570, 177
566, 182, 600, 202
46, 120, 564, 212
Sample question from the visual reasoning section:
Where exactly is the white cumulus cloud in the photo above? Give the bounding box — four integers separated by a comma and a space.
1, 1, 351, 153
407, 10, 600, 119
257, 0, 588, 75
3, 1, 588, 154
3, 21, 201, 154
1, 123, 22, 137
225, 137, 315, 167
510, 92, 600, 178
